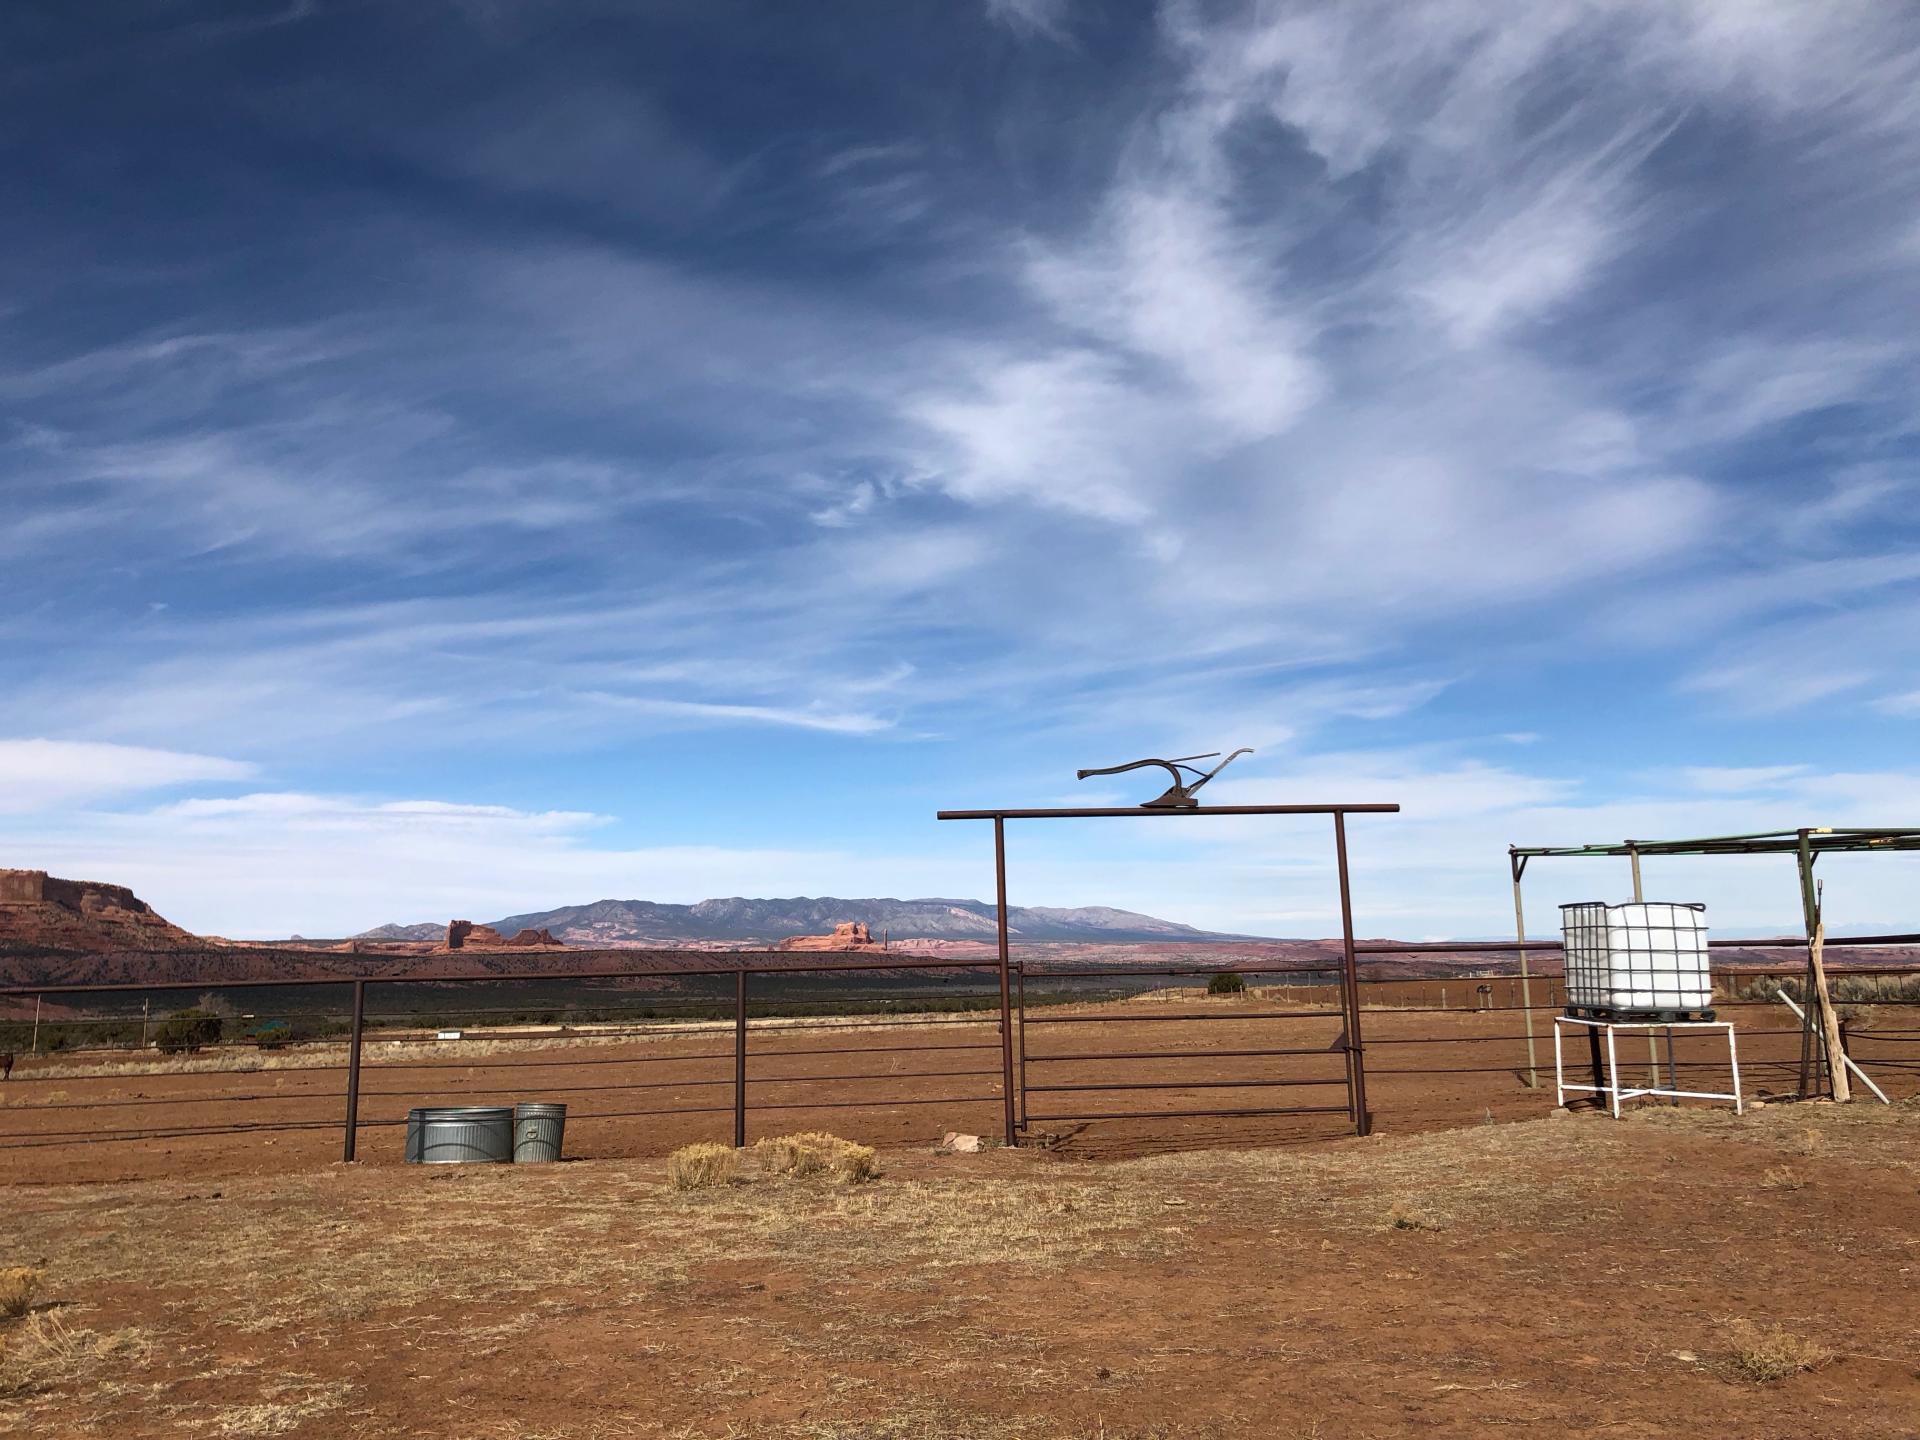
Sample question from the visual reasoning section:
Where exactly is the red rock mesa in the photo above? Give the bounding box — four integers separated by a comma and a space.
0, 870, 198, 952
775, 920, 887, 952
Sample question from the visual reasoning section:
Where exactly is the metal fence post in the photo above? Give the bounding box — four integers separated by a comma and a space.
734, 968, 748, 1148
1333, 812, 1370, 1136
342, 979, 366, 1162
1510, 851, 1538, 1088
1014, 960, 1028, 1132
994, 815, 1016, 1146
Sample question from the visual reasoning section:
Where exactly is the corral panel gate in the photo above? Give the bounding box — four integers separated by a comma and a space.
934, 803, 1399, 1141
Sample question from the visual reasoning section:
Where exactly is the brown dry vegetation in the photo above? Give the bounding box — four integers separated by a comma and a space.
2, 1099, 1917, 1438
0, 1269, 38, 1320
668, 1141, 740, 1190
1721, 1319, 1834, 1383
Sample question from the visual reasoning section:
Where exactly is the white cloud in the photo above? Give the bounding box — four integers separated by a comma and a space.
1681, 766, 1810, 794
0, 739, 256, 815
984, 0, 1071, 41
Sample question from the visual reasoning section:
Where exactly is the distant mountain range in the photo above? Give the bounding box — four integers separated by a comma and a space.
357, 896, 1253, 946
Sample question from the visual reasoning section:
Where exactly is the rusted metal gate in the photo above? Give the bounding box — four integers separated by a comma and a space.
1007, 958, 1360, 1141
934, 803, 1398, 1141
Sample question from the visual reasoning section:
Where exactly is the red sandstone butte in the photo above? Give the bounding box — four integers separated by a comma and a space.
0, 869, 199, 952
775, 920, 887, 952
442, 919, 566, 951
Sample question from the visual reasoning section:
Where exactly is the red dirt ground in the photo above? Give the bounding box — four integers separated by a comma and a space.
3, 1099, 1917, 1438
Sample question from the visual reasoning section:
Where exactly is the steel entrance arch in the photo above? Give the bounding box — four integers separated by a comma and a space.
935, 802, 1400, 1142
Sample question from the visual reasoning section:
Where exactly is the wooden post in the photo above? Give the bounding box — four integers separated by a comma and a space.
30, 994, 41, 1054
1808, 906, 1849, 1104
1796, 833, 1849, 1102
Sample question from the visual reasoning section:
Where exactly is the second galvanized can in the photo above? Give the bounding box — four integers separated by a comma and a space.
513, 1102, 566, 1163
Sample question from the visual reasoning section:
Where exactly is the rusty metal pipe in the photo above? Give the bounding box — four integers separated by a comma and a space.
342, 978, 365, 1162
993, 815, 1016, 1146
733, 969, 747, 1148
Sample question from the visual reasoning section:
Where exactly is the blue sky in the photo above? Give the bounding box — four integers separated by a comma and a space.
3, 0, 1919, 939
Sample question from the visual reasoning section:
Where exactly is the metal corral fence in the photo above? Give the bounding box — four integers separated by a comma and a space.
0, 954, 1015, 1168
3, 938, 1918, 1178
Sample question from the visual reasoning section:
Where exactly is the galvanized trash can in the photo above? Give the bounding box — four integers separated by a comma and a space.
405, 1105, 514, 1164
513, 1102, 566, 1163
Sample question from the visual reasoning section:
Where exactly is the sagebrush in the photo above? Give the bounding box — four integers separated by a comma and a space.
666, 1142, 738, 1190
755, 1132, 879, 1185
1723, 1319, 1831, 1382
0, 1267, 39, 1319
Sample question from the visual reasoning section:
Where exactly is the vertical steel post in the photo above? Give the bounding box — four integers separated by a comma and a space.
734, 968, 748, 1148
1014, 960, 1029, 1131
1510, 851, 1538, 1089
1795, 835, 1818, 1096
1628, 844, 1659, 1087
342, 979, 366, 1163
1334, 812, 1370, 1136
994, 815, 1016, 1146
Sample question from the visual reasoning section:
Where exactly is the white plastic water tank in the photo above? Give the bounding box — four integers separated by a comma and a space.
1559, 901, 1712, 1018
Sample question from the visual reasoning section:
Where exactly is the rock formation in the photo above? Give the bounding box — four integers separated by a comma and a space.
776, 920, 887, 952
442, 920, 565, 951
0, 869, 199, 952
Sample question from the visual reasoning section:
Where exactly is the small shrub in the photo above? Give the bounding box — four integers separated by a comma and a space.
1206, 971, 1246, 996
1759, 1166, 1804, 1192
1387, 1202, 1442, 1232
1724, 1319, 1832, 1382
154, 1009, 222, 1056
666, 1142, 738, 1191
830, 1142, 878, 1186
754, 1132, 826, 1177
0, 1267, 39, 1318
755, 1132, 879, 1185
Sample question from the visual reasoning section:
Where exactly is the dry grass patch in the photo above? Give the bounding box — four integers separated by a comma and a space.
0, 1268, 39, 1319
756, 1132, 880, 1185
206, 1377, 358, 1436
1758, 1166, 1804, 1191
668, 1142, 740, 1190
1721, 1319, 1832, 1382
1386, 1202, 1442, 1232
0, 1312, 153, 1400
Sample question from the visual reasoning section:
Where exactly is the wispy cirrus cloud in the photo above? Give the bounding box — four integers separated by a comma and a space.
3, 2, 1919, 934
0, 739, 256, 814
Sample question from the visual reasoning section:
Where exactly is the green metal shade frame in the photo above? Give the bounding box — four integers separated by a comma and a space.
1507, 827, 1920, 1099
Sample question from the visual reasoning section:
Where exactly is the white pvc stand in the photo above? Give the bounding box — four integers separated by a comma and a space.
1553, 1015, 1743, 1118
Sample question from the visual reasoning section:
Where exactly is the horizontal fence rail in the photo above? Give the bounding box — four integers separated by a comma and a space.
4, 936, 1918, 1178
